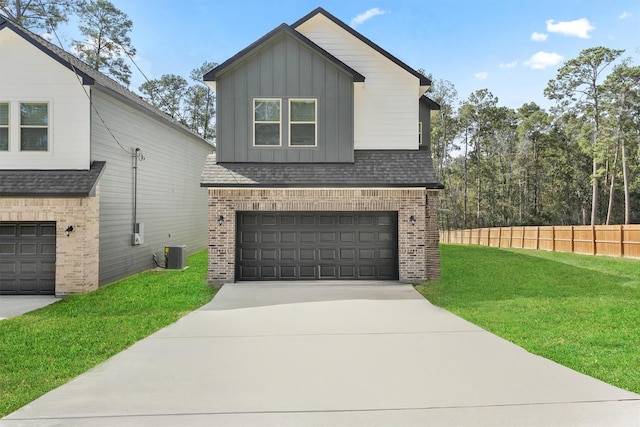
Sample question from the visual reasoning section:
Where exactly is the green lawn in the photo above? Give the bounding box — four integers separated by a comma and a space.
416, 244, 640, 394
0, 250, 215, 418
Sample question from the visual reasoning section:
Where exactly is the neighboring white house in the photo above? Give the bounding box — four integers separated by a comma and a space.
0, 18, 214, 295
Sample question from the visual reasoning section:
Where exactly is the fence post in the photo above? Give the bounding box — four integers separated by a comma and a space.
592, 225, 596, 255
620, 225, 624, 257
570, 226, 574, 254
498, 227, 502, 248
551, 226, 556, 252
536, 226, 540, 250
522, 226, 525, 248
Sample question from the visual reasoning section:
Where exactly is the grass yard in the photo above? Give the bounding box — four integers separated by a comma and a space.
0, 250, 215, 418
416, 244, 640, 394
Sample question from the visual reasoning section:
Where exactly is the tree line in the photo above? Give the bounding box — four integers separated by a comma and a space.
426, 47, 640, 229
0, 0, 215, 140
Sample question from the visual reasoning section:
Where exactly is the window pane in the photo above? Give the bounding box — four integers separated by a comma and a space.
254, 100, 280, 122
0, 103, 7, 126
20, 103, 48, 126
291, 100, 315, 122
0, 129, 7, 151
21, 128, 48, 151
291, 123, 315, 146
255, 123, 280, 146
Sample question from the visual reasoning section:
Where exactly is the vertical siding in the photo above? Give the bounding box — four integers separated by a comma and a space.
90, 89, 213, 285
296, 15, 420, 150
216, 33, 354, 163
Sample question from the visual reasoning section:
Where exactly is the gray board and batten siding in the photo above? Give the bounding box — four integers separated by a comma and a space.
216, 32, 355, 163
90, 88, 213, 286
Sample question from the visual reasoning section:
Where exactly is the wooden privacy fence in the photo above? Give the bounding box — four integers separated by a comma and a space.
440, 225, 640, 258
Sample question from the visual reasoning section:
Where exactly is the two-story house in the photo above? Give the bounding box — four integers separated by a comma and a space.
0, 18, 213, 295
201, 8, 442, 283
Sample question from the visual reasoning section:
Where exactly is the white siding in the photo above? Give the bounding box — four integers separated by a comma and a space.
296, 15, 420, 150
0, 29, 90, 169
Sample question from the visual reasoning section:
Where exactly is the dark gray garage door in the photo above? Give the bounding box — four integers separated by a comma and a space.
0, 222, 56, 295
236, 212, 398, 281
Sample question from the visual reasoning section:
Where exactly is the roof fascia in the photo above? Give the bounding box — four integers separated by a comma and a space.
421, 95, 441, 110
291, 8, 431, 86
203, 23, 365, 82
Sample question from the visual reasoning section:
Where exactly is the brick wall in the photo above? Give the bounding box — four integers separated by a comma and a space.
207, 188, 440, 284
0, 186, 100, 295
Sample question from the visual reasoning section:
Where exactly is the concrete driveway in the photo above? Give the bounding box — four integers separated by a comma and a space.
2, 282, 639, 426
0, 296, 59, 320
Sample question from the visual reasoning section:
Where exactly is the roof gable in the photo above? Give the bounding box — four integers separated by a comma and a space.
0, 18, 209, 143
203, 23, 364, 82
292, 7, 431, 87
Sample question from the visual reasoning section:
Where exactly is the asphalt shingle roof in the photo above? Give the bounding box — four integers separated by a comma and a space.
0, 161, 105, 197
201, 150, 442, 188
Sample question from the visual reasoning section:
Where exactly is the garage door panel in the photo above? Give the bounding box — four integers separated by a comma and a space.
281, 232, 296, 244
299, 265, 316, 278
281, 248, 296, 261
0, 224, 16, 236
280, 266, 296, 278
261, 248, 277, 261
19, 225, 38, 237
261, 232, 277, 244
320, 249, 336, 260
0, 243, 15, 254
300, 249, 316, 261
320, 265, 337, 278
236, 212, 397, 281
0, 222, 56, 294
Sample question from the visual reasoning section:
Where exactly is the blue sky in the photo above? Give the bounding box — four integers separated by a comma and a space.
61, 0, 640, 110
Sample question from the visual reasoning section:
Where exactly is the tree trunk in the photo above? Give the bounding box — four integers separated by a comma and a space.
605, 140, 619, 225
591, 158, 598, 225
621, 139, 630, 224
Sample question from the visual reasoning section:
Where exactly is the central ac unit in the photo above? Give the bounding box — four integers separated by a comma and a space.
165, 245, 186, 269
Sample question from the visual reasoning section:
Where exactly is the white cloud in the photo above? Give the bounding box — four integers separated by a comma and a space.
500, 61, 517, 69
546, 18, 595, 39
350, 8, 386, 27
524, 51, 563, 69
474, 71, 489, 80
531, 32, 548, 42
619, 11, 631, 19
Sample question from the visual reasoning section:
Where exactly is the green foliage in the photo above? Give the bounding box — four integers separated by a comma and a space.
0, 0, 81, 31
0, 250, 215, 417
138, 61, 217, 140
416, 245, 640, 393
72, 0, 135, 86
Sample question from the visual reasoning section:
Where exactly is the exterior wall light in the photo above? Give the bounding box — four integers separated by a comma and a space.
65, 225, 74, 236
218, 215, 224, 225
409, 215, 416, 226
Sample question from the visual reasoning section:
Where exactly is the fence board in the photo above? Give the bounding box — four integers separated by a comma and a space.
440, 224, 640, 259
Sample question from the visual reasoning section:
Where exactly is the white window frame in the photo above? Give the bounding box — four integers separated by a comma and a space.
288, 98, 317, 147
253, 98, 281, 147
19, 102, 50, 152
0, 102, 8, 152
418, 121, 423, 145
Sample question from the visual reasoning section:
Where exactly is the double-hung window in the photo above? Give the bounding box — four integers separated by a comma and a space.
289, 99, 316, 146
254, 99, 281, 146
20, 103, 49, 151
0, 103, 8, 151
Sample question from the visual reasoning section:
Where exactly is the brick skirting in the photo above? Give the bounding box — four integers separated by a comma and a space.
0, 186, 100, 295
207, 188, 440, 284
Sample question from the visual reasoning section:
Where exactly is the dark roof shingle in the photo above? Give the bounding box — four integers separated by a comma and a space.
201, 150, 442, 188
0, 161, 105, 197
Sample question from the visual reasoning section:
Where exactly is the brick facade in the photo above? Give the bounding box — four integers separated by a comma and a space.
208, 188, 440, 284
0, 185, 100, 295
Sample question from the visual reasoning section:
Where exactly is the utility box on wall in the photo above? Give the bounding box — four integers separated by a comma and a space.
165, 245, 186, 269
